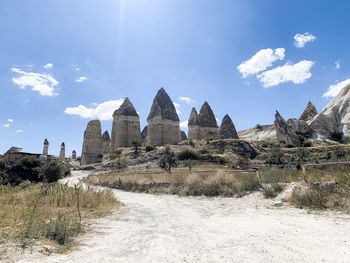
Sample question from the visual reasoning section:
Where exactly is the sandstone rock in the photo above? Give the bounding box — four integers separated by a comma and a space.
42, 139, 49, 155
72, 150, 77, 160
299, 101, 318, 122
181, 131, 188, 141
146, 88, 181, 146
81, 120, 103, 165
209, 139, 258, 159
189, 102, 218, 140
275, 111, 300, 146
310, 84, 350, 141
59, 142, 65, 160
102, 130, 111, 153
218, 114, 239, 139
188, 107, 198, 140
287, 118, 313, 138
111, 98, 141, 149
141, 126, 148, 144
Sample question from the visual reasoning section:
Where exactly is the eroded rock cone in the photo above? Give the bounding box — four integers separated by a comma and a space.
181, 131, 188, 141
146, 88, 181, 146
310, 84, 350, 142
141, 126, 148, 144
190, 102, 218, 140
188, 107, 198, 140
111, 98, 141, 149
81, 120, 103, 165
299, 101, 318, 122
102, 130, 111, 153
274, 111, 300, 147
218, 114, 239, 139
59, 142, 65, 160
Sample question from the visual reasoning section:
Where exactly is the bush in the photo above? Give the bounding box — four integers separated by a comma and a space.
158, 146, 177, 173
5, 157, 43, 185
176, 149, 199, 161
40, 160, 70, 183
263, 183, 285, 199
145, 145, 155, 152
46, 215, 80, 245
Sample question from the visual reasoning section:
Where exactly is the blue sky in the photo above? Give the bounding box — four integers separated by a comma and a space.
1, 0, 350, 155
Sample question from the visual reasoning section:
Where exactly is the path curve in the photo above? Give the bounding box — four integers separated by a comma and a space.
20, 171, 350, 263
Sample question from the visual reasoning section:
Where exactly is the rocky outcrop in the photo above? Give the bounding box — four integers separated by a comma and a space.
188, 107, 198, 140
102, 130, 111, 153
72, 150, 77, 160
218, 114, 239, 139
189, 102, 218, 140
287, 118, 313, 138
299, 101, 318, 122
310, 84, 350, 142
111, 98, 141, 149
59, 142, 65, 160
181, 131, 188, 141
141, 126, 148, 144
209, 139, 258, 159
81, 120, 103, 165
42, 139, 49, 155
274, 111, 300, 146
146, 88, 181, 146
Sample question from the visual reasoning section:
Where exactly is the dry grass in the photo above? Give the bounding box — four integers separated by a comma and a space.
0, 182, 120, 257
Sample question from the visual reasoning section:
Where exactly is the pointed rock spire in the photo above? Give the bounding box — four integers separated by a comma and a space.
218, 114, 239, 139
146, 88, 181, 146
42, 138, 49, 155
60, 142, 65, 160
81, 120, 103, 165
102, 130, 111, 153
188, 107, 198, 126
274, 111, 300, 147
103, 130, 111, 142
194, 102, 218, 128
111, 98, 141, 149
299, 101, 318, 122
147, 88, 180, 122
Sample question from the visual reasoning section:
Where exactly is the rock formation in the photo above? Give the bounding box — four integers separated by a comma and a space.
274, 111, 300, 146
111, 98, 141, 149
287, 118, 313, 138
218, 114, 239, 139
210, 140, 258, 159
146, 88, 181, 146
42, 139, 49, 155
141, 126, 148, 144
187, 107, 198, 140
310, 84, 350, 142
72, 150, 77, 160
181, 131, 188, 141
59, 142, 65, 160
299, 101, 318, 122
81, 120, 103, 165
189, 102, 218, 140
102, 130, 111, 153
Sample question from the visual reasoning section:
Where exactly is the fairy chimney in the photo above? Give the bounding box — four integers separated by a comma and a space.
81, 120, 103, 165
189, 102, 218, 140
42, 139, 49, 155
59, 142, 65, 160
102, 130, 111, 153
218, 114, 239, 139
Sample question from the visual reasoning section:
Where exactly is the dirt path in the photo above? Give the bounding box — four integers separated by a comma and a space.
20, 171, 350, 263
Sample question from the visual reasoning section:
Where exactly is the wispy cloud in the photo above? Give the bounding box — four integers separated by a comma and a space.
335, 60, 341, 70
15, 129, 24, 133
179, 96, 194, 104
76, 76, 88, 83
173, 102, 181, 115
180, 120, 188, 128
257, 60, 314, 88
64, 99, 124, 121
43, 63, 54, 70
323, 79, 350, 98
7, 119, 14, 123
3, 123, 10, 128
294, 32, 316, 48
11, 67, 59, 96
237, 48, 285, 78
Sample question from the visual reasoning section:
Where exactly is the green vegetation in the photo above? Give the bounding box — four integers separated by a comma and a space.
158, 146, 177, 173
263, 183, 285, 199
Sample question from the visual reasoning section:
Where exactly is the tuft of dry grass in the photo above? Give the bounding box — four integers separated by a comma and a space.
0, 182, 120, 257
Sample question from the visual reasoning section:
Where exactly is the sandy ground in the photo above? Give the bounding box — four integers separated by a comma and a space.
15, 171, 350, 263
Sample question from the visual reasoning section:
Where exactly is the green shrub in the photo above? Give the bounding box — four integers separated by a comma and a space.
145, 145, 155, 152
40, 160, 70, 183
46, 215, 80, 245
6, 157, 43, 184
176, 149, 199, 160
263, 183, 285, 199
290, 188, 326, 209
159, 146, 177, 173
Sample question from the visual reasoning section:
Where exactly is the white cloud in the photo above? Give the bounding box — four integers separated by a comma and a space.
294, 32, 316, 48
180, 121, 188, 128
7, 119, 14, 123
76, 76, 88, 83
257, 60, 314, 88
64, 99, 124, 121
323, 79, 350, 98
15, 129, 24, 133
3, 123, 10, 128
11, 67, 59, 96
173, 102, 181, 115
237, 48, 285, 78
43, 63, 54, 70
179, 96, 194, 104
335, 60, 341, 70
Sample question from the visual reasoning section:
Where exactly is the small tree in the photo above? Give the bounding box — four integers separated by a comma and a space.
132, 141, 141, 156
295, 147, 310, 166
183, 160, 195, 172
267, 144, 284, 164
40, 160, 70, 183
158, 146, 177, 173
